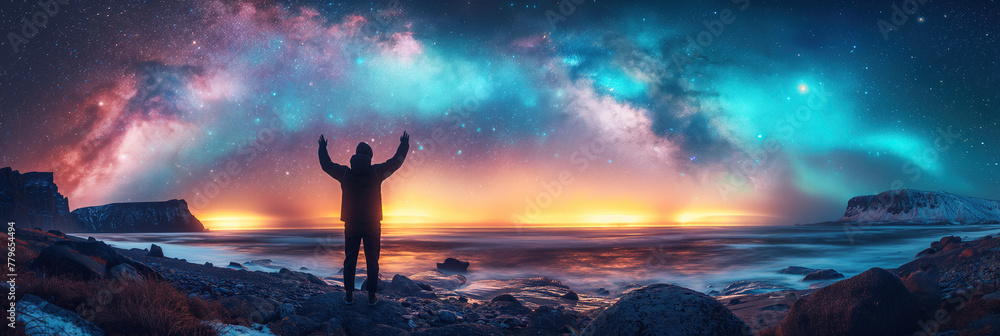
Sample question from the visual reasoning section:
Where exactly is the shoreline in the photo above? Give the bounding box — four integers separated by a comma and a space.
11, 226, 1000, 335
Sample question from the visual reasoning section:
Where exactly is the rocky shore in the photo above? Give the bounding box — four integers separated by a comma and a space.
9, 227, 1000, 335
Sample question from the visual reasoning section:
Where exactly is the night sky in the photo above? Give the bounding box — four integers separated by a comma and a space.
1, 0, 998, 228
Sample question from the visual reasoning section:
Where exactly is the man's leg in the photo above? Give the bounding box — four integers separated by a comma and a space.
362, 232, 381, 292
343, 233, 363, 295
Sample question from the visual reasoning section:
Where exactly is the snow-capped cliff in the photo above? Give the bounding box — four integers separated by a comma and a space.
839, 189, 1000, 224
72, 199, 206, 232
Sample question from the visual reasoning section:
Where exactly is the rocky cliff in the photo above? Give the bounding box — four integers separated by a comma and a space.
0, 167, 78, 231
839, 189, 1000, 224
72, 199, 206, 232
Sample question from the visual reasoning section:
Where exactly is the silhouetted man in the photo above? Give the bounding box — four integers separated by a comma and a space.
318, 131, 409, 305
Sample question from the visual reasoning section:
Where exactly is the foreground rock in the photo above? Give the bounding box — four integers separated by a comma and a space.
582, 284, 750, 336
31, 245, 107, 280
19, 294, 106, 336
773, 267, 919, 336
299, 292, 410, 335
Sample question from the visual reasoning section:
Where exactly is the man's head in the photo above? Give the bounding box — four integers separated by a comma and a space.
356, 142, 373, 157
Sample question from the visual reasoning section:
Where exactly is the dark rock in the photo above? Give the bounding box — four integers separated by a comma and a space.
148, 244, 165, 258
561, 290, 579, 300
932, 236, 962, 251
31, 245, 106, 280
529, 306, 576, 331
581, 284, 750, 336
0, 168, 78, 232
416, 282, 433, 291
775, 267, 920, 336
52, 239, 164, 281
299, 267, 309, 270
46, 229, 64, 236
109, 263, 143, 282
277, 303, 296, 318
410, 324, 506, 336
437, 310, 457, 324
228, 262, 248, 270
915, 248, 936, 258
387, 274, 423, 296
901, 270, 940, 314
18, 294, 105, 335
801, 269, 844, 281
220, 295, 278, 324
959, 247, 977, 258
777, 266, 818, 275
268, 315, 320, 336
204, 262, 214, 267
491, 294, 519, 303
299, 292, 410, 335
437, 257, 470, 274
596, 288, 610, 296
277, 268, 307, 282
72, 199, 206, 232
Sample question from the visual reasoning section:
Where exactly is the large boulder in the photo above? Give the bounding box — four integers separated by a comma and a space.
109, 264, 144, 282
386, 274, 424, 296
147, 244, 165, 258
31, 245, 106, 280
900, 270, 941, 315
774, 267, 920, 336
582, 284, 750, 336
19, 294, 105, 335
52, 240, 164, 281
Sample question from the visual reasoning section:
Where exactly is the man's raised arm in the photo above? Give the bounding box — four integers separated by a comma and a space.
318, 134, 347, 181
375, 131, 409, 180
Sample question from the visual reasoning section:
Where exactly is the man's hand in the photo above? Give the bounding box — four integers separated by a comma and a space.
318, 134, 328, 148
400, 131, 409, 144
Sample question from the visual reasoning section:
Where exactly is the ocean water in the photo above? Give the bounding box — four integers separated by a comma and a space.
79, 224, 1000, 295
